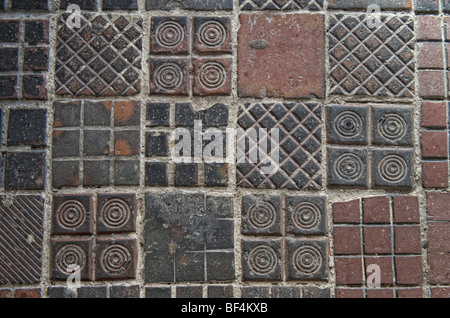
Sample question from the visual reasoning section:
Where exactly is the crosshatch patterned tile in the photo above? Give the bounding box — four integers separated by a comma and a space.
237, 102, 322, 190
333, 195, 424, 297
0, 195, 45, 285
328, 14, 415, 97
145, 102, 230, 187
55, 14, 142, 97
239, 0, 324, 10
327, 104, 414, 189
149, 16, 232, 96
144, 193, 235, 283
0, 19, 49, 100
52, 100, 140, 188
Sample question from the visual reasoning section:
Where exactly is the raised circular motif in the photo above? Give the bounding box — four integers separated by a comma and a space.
198, 62, 226, 90
154, 62, 183, 91
155, 20, 184, 48
248, 203, 276, 230
378, 113, 407, 141
198, 20, 226, 48
292, 202, 321, 230
379, 154, 407, 183
248, 245, 277, 275
334, 111, 363, 138
335, 153, 364, 181
55, 244, 86, 275
101, 244, 131, 275
293, 245, 322, 275
57, 200, 86, 230
101, 198, 131, 229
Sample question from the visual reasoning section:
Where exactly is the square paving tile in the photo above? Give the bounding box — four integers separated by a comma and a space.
0, 196, 45, 285
237, 103, 322, 190
52, 100, 140, 188
144, 193, 235, 283
328, 14, 415, 97
55, 14, 142, 97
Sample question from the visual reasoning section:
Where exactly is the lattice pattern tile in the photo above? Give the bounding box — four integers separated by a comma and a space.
328, 14, 415, 97
237, 103, 322, 190
55, 14, 142, 97
239, 0, 323, 10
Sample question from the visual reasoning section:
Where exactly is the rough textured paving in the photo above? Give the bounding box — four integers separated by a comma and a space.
0, 0, 449, 299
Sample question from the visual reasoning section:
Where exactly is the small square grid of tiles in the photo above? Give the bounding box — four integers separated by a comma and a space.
144, 193, 235, 283
327, 104, 415, 189
145, 102, 230, 187
241, 194, 328, 282
149, 16, 232, 96
333, 196, 424, 298
0, 106, 48, 191
52, 100, 140, 188
0, 19, 49, 100
50, 193, 137, 282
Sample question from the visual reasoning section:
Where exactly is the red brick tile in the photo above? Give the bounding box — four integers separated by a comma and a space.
428, 252, 450, 284
14, 289, 41, 298
421, 101, 448, 128
335, 257, 363, 285
366, 289, 394, 298
423, 161, 449, 188
418, 70, 446, 98
416, 15, 443, 41
238, 13, 325, 99
426, 192, 450, 221
397, 288, 423, 298
395, 256, 423, 285
334, 226, 361, 255
363, 196, 390, 224
335, 288, 364, 298
393, 196, 420, 224
427, 222, 450, 253
394, 226, 422, 254
0, 289, 12, 298
422, 131, 448, 159
364, 227, 392, 254
431, 287, 450, 298
332, 199, 360, 224
418, 42, 444, 69
364, 256, 394, 286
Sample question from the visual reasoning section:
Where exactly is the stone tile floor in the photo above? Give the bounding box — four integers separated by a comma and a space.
0, 0, 449, 299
